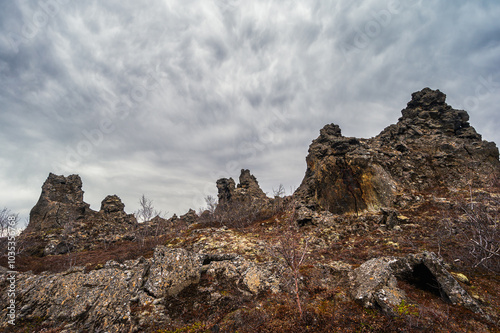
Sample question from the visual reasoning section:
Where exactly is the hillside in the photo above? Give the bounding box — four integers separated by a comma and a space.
1, 88, 499, 332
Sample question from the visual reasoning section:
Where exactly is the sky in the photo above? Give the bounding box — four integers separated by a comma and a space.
1, 0, 499, 228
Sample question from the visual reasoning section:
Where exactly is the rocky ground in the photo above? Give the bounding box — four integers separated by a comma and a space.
1, 88, 499, 332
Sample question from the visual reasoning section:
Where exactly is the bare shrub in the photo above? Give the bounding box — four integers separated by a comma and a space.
272, 184, 286, 214
204, 195, 218, 214
0, 207, 19, 237
270, 205, 310, 318
459, 197, 499, 271
436, 189, 500, 273
134, 194, 164, 223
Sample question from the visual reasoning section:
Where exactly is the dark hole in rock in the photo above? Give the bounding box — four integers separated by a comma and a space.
202, 254, 235, 265
402, 263, 451, 303
297, 217, 313, 227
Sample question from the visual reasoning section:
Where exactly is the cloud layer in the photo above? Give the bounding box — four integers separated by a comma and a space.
1, 0, 499, 225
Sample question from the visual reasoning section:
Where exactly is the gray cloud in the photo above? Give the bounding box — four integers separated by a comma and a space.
1, 0, 499, 226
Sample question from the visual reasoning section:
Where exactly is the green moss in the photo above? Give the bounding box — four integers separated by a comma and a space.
396, 300, 419, 317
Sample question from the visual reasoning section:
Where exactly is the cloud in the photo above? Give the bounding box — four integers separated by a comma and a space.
1, 0, 499, 226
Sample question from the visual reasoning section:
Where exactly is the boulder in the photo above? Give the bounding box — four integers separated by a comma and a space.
349, 251, 484, 317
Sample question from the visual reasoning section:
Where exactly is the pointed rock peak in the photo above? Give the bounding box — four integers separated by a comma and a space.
406, 87, 447, 109
216, 177, 236, 205
398, 87, 479, 138
100, 195, 126, 214
27, 173, 89, 233
238, 169, 261, 190
317, 123, 343, 143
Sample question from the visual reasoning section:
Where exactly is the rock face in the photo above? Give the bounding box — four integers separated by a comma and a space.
0, 247, 281, 332
21, 174, 138, 255
296, 88, 500, 214
295, 123, 397, 214
28, 173, 90, 232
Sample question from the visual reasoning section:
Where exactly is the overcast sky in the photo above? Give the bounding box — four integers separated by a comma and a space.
1, 0, 499, 227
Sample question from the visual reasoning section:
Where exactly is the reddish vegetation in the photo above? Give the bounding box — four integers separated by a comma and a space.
2, 183, 499, 332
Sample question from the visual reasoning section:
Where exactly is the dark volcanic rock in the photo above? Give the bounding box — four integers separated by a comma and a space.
216, 169, 269, 209
98, 194, 137, 226
295, 124, 397, 215
21, 174, 138, 255
295, 88, 500, 214
216, 177, 236, 206
180, 208, 198, 224
100, 194, 125, 213
28, 173, 90, 233
214, 169, 272, 226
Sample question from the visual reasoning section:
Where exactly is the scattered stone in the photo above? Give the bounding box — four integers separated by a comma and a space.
451, 272, 471, 285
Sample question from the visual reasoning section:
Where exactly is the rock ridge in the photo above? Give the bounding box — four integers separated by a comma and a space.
295, 87, 499, 214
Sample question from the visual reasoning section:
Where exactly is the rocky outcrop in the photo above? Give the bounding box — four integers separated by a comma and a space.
0, 246, 281, 332
2, 248, 486, 331
296, 88, 500, 214
21, 174, 138, 255
295, 123, 397, 215
179, 208, 198, 224
97, 194, 137, 226
215, 169, 271, 222
27, 173, 90, 233
216, 169, 268, 207
349, 251, 484, 317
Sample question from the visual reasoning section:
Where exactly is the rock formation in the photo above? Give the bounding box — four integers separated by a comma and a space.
27, 173, 90, 233
295, 88, 499, 214
215, 169, 271, 219
97, 194, 137, 226
21, 173, 138, 255
349, 251, 484, 317
2, 88, 498, 332
216, 169, 268, 207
